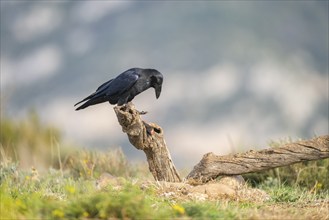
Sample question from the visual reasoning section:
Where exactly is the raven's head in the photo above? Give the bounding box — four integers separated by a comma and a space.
150, 70, 163, 99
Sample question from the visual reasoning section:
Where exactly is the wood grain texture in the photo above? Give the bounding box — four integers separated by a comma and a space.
114, 103, 181, 182
186, 135, 329, 182
114, 103, 328, 183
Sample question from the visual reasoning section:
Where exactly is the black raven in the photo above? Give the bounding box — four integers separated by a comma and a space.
74, 68, 163, 110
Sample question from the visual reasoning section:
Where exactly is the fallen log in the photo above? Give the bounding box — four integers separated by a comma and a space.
186, 135, 329, 182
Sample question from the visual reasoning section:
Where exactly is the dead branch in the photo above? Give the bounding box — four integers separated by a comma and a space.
114, 103, 181, 182
186, 135, 329, 182
113, 102, 328, 184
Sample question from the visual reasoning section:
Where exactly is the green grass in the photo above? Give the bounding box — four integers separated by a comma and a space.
243, 158, 329, 192
1, 161, 328, 219
0, 165, 179, 219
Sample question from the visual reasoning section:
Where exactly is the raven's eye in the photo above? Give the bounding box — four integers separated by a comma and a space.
150, 76, 157, 83
156, 77, 163, 85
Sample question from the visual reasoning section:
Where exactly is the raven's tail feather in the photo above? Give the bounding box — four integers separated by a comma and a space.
74, 92, 97, 107
75, 102, 91, 110
75, 95, 108, 110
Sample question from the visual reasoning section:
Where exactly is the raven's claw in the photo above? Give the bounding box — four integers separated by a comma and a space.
138, 111, 148, 115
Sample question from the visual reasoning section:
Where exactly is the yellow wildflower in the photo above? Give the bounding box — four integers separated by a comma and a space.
173, 204, 185, 215
52, 209, 64, 218
65, 185, 76, 194
316, 183, 323, 189
16, 199, 27, 211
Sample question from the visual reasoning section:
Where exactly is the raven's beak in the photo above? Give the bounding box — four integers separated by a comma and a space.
155, 85, 162, 99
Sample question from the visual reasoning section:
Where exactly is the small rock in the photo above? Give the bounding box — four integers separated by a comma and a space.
191, 183, 236, 198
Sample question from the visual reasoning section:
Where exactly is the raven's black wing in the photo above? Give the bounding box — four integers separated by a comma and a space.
104, 69, 139, 97
75, 69, 139, 110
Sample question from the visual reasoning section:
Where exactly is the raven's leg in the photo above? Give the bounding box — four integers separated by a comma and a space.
122, 102, 148, 115
126, 102, 148, 115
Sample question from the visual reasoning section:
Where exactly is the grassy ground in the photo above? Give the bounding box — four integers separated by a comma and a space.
1, 156, 328, 219
1, 113, 328, 219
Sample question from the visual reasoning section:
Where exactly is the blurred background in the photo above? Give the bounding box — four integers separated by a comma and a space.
1, 1, 328, 169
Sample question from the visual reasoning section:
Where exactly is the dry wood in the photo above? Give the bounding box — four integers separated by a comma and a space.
186, 135, 329, 182
114, 103, 181, 182
113, 103, 328, 183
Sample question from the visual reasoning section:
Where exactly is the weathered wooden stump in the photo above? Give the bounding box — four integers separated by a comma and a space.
114, 102, 181, 182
